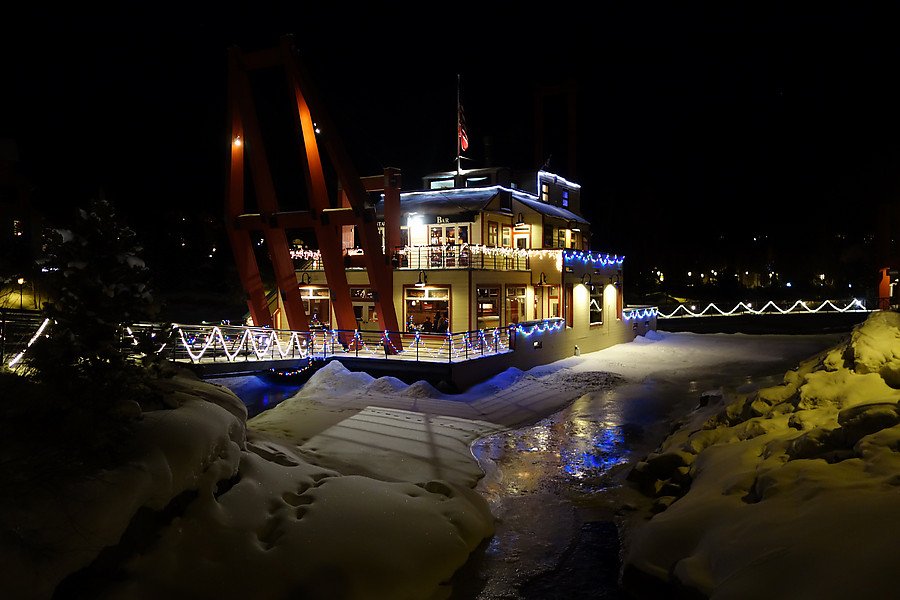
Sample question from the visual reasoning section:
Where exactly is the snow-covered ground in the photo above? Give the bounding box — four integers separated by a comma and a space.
621, 311, 900, 599
5, 316, 893, 599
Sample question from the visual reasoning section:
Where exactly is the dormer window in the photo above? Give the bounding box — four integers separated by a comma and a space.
541, 183, 549, 202
430, 179, 454, 190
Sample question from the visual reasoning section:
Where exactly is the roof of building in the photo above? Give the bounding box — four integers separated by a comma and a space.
376, 186, 589, 225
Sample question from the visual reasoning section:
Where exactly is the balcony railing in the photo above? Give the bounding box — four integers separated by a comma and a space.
394, 245, 530, 271
165, 323, 515, 364
293, 245, 532, 272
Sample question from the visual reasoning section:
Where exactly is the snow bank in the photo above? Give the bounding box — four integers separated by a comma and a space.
2, 365, 498, 600
623, 312, 900, 599
1, 372, 247, 600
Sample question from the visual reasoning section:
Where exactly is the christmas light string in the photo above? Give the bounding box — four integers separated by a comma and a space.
6, 317, 51, 368
657, 299, 869, 319
175, 326, 308, 362
623, 307, 658, 321
295, 246, 623, 274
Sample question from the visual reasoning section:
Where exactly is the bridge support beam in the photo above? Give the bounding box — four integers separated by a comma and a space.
224, 36, 401, 340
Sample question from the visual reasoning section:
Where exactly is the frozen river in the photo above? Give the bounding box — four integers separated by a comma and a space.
452, 332, 846, 599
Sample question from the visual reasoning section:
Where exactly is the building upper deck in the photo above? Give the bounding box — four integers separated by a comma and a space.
292, 246, 624, 274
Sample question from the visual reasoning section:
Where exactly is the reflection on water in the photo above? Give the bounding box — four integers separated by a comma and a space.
206, 375, 303, 418
475, 392, 633, 500
462, 371, 795, 599
242, 385, 301, 418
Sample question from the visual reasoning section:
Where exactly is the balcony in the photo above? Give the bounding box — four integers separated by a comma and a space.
293, 247, 626, 276
393, 245, 530, 271
293, 245, 533, 272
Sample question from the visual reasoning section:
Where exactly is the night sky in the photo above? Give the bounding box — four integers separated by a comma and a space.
4, 4, 900, 298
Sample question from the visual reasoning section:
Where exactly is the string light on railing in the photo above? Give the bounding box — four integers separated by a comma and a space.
515, 319, 564, 336
7, 317, 51, 368
657, 299, 869, 319
290, 248, 322, 261
562, 250, 624, 267
623, 307, 658, 321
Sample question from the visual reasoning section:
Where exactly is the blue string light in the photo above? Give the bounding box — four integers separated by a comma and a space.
562, 250, 624, 267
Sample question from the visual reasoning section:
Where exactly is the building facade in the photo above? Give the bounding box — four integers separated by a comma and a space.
265, 169, 656, 364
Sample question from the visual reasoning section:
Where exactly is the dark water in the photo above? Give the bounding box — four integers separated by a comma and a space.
207, 375, 303, 418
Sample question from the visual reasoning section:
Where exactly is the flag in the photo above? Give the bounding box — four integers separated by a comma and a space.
458, 103, 469, 152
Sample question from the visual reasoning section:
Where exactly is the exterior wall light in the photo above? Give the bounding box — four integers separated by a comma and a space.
415, 271, 427, 287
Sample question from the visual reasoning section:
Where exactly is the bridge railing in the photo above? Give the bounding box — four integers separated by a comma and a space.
165, 323, 517, 364
169, 324, 310, 363
657, 298, 871, 319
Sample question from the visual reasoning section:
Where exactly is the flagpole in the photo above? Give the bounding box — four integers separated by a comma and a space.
456, 73, 461, 176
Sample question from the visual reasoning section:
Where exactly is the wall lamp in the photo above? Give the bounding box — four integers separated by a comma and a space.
580, 273, 592, 287
415, 270, 427, 287
299, 272, 312, 286
515, 213, 526, 226
535, 272, 549, 286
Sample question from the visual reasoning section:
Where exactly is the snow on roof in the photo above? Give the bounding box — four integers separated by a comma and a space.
376, 185, 590, 224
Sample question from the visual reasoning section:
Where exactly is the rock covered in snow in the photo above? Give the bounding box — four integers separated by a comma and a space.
622, 312, 900, 599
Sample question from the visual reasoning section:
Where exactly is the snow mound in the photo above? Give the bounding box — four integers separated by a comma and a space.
623, 312, 900, 598
3, 371, 495, 600
295, 359, 375, 397
466, 367, 528, 395
640, 329, 666, 342
1, 376, 247, 600
364, 376, 408, 395
401, 379, 444, 398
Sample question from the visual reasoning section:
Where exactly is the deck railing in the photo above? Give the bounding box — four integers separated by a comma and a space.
166, 323, 518, 364
657, 298, 870, 319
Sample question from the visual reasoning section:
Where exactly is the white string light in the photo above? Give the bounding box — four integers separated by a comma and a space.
657, 299, 869, 319
7, 317, 51, 368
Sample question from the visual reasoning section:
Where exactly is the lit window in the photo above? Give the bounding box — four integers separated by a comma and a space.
505, 286, 526, 326
562, 190, 569, 207
589, 285, 603, 325
541, 183, 549, 202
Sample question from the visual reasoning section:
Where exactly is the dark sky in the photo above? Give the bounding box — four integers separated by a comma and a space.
3, 4, 900, 279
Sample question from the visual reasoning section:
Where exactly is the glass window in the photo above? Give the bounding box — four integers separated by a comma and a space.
477, 287, 500, 329
301, 287, 331, 329
550, 286, 560, 318
502, 225, 512, 247
541, 183, 549, 202
505, 286, 526, 326
488, 222, 498, 246
405, 287, 450, 332
515, 231, 529, 249
589, 284, 603, 325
